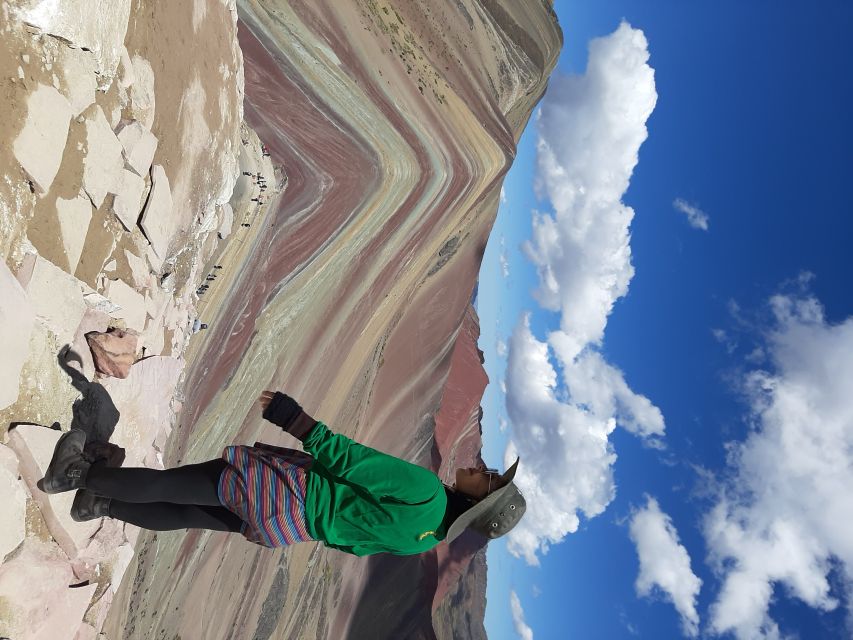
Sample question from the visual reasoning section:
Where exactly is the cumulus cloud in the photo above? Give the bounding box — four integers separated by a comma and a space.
629, 496, 702, 637
503, 21, 663, 565
673, 198, 710, 231
705, 291, 853, 639
505, 316, 663, 565
510, 590, 534, 640
525, 20, 657, 362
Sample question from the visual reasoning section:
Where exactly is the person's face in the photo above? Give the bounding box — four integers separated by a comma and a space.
453, 461, 500, 501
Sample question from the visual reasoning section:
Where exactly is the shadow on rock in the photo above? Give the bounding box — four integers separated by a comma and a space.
56, 345, 121, 445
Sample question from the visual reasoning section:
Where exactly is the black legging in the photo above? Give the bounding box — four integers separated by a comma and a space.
87, 459, 244, 533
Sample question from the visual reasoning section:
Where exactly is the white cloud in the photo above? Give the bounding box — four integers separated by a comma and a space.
499, 236, 510, 278
503, 22, 664, 565
501, 185, 508, 204
504, 316, 663, 566
705, 291, 853, 639
673, 198, 710, 231
629, 496, 702, 637
711, 327, 737, 355
496, 338, 508, 357
525, 20, 657, 362
510, 590, 534, 640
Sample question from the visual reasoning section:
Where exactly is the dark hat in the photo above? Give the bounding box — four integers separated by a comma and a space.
445, 458, 525, 543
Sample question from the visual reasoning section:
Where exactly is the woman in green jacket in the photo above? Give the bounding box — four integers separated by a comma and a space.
38, 391, 527, 555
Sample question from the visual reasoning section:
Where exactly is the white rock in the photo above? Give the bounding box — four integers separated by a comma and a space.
104, 259, 117, 272
125, 249, 151, 290
14, 0, 132, 84
128, 55, 155, 129
117, 46, 134, 89
82, 291, 121, 315
55, 194, 93, 273
74, 622, 98, 640
81, 105, 125, 208
0, 445, 27, 561
0, 260, 35, 410
0, 538, 97, 640
101, 356, 184, 466
115, 120, 158, 177
72, 517, 124, 582
22, 54, 30, 64
139, 165, 174, 259
14, 251, 38, 289
6, 425, 103, 559
109, 168, 146, 231
57, 46, 98, 116
109, 543, 135, 592
13, 83, 72, 194
218, 202, 234, 239
104, 279, 147, 331
145, 243, 164, 274
109, 104, 121, 129
24, 254, 89, 344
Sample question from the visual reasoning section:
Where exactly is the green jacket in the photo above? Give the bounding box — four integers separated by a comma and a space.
301, 421, 449, 556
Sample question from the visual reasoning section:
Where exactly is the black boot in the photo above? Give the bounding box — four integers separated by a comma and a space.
71, 489, 112, 522
37, 428, 91, 494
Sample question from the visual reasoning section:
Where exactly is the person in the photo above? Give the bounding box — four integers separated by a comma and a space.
36, 391, 526, 555
190, 319, 209, 334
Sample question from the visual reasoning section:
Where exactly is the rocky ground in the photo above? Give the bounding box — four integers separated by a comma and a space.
0, 1, 280, 638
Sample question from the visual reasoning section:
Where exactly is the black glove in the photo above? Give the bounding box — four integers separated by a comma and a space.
262, 392, 319, 441
262, 391, 303, 429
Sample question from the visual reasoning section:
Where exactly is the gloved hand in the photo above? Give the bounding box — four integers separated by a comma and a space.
258, 390, 318, 441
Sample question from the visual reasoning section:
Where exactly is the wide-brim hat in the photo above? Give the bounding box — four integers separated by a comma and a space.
445, 457, 525, 544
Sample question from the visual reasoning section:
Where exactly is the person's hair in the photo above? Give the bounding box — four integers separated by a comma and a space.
444, 485, 477, 527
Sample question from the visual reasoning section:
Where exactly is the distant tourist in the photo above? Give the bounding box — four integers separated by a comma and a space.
190, 319, 209, 334
37, 391, 526, 556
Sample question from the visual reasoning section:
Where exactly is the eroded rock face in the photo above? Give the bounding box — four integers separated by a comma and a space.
81, 105, 125, 209
24, 253, 89, 344
13, 0, 132, 83
0, 538, 97, 640
13, 83, 72, 194
99, 356, 184, 466
139, 164, 174, 259
115, 119, 158, 177
0, 260, 35, 410
55, 194, 94, 274
127, 54, 156, 128
104, 279, 147, 332
109, 167, 147, 231
85, 327, 139, 379
0, 445, 27, 561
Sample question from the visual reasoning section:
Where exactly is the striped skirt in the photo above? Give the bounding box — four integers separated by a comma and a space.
217, 443, 316, 548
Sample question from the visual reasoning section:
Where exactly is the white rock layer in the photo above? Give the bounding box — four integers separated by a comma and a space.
13, 84, 72, 194
0, 260, 35, 410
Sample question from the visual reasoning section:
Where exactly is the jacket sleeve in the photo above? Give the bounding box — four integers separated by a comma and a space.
262, 392, 440, 504
303, 422, 440, 505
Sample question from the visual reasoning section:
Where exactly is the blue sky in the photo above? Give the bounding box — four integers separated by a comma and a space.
476, 3, 853, 639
